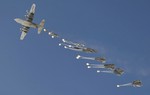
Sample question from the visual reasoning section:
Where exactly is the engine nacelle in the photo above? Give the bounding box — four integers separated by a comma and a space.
24, 14, 29, 19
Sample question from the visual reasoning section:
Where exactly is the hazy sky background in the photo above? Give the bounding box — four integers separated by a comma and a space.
0, 0, 150, 95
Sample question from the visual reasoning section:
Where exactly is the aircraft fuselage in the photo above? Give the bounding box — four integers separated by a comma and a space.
14, 18, 38, 28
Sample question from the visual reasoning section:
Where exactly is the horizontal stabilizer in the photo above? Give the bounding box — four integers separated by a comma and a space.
38, 19, 45, 34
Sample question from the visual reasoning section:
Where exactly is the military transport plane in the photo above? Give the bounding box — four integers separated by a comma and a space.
14, 3, 45, 40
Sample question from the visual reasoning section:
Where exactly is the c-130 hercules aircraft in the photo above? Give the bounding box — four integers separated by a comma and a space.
14, 3, 45, 40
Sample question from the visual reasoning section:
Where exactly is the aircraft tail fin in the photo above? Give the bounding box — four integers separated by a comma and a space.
38, 19, 45, 34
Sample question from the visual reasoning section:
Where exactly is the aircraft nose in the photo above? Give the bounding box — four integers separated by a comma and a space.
14, 18, 18, 22
14, 18, 21, 23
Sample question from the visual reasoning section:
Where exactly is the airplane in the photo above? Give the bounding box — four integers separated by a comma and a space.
117, 80, 142, 87
14, 3, 45, 40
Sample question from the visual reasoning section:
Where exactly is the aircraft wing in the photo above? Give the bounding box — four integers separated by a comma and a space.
26, 4, 36, 22
20, 31, 27, 40
20, 26, 30, 40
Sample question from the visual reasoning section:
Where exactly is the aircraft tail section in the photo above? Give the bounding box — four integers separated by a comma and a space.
38, 19, 45, 34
